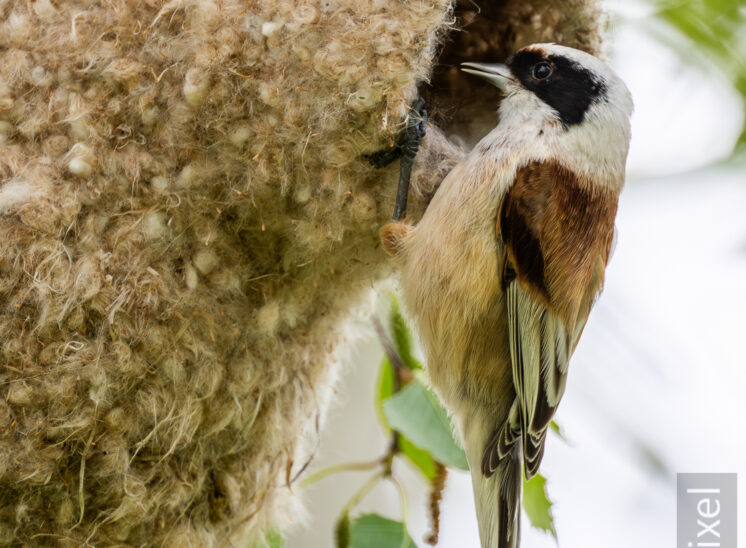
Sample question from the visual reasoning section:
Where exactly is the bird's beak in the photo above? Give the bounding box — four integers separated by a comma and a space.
460, 63, 514, 92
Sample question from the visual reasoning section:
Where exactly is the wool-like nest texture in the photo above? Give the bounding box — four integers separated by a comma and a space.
0, 0, 600, 545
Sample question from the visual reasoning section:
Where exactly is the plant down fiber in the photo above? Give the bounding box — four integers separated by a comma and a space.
0, 0, 601, 545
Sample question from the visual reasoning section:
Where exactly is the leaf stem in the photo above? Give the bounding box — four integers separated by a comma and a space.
388, 474, 410, 548
342, 471, 385, 515
300, 458, 384, 489
373, 315, 412, 468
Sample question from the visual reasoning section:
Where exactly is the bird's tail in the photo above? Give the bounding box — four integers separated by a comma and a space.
463, 408, 523, 548
471, 444, 522, 548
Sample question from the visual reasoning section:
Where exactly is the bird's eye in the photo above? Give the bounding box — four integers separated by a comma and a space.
532, 62, 552, 80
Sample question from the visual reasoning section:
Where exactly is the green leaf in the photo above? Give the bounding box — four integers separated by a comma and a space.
335, 512, 351, 548
266, 531, 283, 548
388, 298, 423, 371
653, 0, 746, 153
383, 381, 469, 471
549, 420, 568, 443
398, 436, 438, 481
375, 357, 395, 432
522, 473, 557, 539
348, 514, 416, 548
376, 358, 437, 479
254, 530, 284, 548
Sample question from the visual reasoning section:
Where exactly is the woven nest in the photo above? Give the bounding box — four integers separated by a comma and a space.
0, 0, 600, 545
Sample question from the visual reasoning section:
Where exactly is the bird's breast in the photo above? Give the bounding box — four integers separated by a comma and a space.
398, 164, 513, 414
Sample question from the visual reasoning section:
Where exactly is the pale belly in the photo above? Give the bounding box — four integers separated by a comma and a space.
399, 216, 515, 423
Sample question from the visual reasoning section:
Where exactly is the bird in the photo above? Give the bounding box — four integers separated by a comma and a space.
379, 43, 633, 548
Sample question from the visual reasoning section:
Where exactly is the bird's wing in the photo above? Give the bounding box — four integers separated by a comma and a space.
483, 160, 617, 479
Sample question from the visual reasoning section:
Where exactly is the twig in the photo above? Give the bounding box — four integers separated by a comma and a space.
388, 474, 411, 548
299, 457, 383, 489
341, 471, 385, 515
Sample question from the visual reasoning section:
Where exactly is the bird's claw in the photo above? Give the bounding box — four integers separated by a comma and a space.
364, 98, 427, 221
392, 99, 427, 221
365, 98, 428, 168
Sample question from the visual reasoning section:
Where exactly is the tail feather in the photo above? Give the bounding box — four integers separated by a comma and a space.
482, 400, 521, 477
523, 431, 547, 480
472, 442, 522, 548
472, 400, 524, 547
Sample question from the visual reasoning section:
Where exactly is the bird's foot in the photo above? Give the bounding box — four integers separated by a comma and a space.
365, 98, 428, 221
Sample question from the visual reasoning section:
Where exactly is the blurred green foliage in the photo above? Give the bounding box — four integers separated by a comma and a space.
655, 0, 746, 148
254, 530, 284, 548
307, 297, 558, 548
523, 474, 557, 539
347, 515, 417, 548
383, 381, 470, 471
376, 358, 440, 480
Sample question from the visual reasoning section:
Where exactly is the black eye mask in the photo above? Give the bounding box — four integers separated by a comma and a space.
508, 49, 607, 127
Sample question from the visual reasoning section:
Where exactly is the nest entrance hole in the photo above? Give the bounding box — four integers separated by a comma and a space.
421, 0, 597, 149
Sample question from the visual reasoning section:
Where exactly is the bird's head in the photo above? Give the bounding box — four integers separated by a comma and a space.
462, 44, 633, 184
462, 43, 633, 130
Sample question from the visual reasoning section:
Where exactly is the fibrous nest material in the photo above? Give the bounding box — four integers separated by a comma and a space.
0, 0, 600, 545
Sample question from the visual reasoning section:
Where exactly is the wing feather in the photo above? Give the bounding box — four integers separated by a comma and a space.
507, 278, 569, 479
484, 160, 617, 481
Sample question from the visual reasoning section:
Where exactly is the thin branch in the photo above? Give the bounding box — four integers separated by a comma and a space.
341, 471, 385, 516
299, 458, 384, 489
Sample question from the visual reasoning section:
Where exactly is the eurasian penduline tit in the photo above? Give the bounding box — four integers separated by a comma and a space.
381, 43, 633, 548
